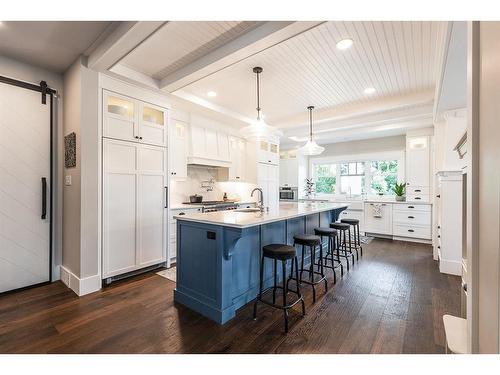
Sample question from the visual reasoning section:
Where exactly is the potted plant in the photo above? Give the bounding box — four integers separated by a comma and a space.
304, 178, 315, 198
392, 182, 406, 201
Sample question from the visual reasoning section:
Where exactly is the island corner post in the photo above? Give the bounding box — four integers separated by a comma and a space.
173, 205, 347, 324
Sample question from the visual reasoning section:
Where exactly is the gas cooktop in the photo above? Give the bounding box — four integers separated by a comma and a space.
182, 200, 236, 206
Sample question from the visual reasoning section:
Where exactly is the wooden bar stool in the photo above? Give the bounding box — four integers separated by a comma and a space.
340, 218, 363, 259
288, 234, 327, 303
253, 243, 305, 333
330, 222, 355, 270
314, 227, 344, 283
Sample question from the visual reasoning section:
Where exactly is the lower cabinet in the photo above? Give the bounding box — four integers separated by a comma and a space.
103, 138, 167, 278
338, 209, 364, 232
168, 207, 202, 263
364, 203, 393, 235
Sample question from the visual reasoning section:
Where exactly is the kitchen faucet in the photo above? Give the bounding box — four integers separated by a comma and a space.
251, 188, 265, 212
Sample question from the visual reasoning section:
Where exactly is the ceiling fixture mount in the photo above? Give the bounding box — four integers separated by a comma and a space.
298, 106, 324, 156
240, 67, 281, 140
364, 87, 376, 95
336, 38, 353, 50
207, 91, 217, 97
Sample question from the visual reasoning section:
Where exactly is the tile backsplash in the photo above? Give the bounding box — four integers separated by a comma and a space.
170, 166, 257, 205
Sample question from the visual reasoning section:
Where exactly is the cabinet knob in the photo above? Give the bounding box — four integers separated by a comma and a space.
139, 136, 143, 140
436, 194, 441, 198
135, 136, 139, 139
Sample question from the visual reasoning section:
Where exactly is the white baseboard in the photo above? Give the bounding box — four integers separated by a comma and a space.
60, 266, 101, 296
439, 259, 462, 276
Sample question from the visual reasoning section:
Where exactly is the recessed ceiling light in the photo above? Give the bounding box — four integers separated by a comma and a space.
336, 38, 353, 50
364, 87, 376, 95
207, 91, 217, 97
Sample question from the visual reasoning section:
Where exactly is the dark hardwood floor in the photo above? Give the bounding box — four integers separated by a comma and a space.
0, 239, 460, 354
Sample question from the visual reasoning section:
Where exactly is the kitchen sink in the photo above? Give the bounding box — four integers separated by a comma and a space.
234, 208, 262, 213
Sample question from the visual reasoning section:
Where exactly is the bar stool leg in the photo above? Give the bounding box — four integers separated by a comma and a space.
357, 223, 363, 257
329, 236, 337, 284
273, 259, 277, 304
320, 242, 327, 292
300, 244, 305, 281
341, 230, 350, 271
310, 245, 317, 303
295, 256, 306, 316
282, 260, 289, 333
253, 253, 265, 320
347, 228, 355, 264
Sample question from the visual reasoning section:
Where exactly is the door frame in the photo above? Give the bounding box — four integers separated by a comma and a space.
0, 75, 57, 292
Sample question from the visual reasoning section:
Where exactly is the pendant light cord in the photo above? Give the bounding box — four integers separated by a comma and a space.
256, 71, 261, 120
308, 105, 314, 141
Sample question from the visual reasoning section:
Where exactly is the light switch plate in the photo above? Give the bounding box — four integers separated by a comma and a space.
65, 175, 72, 186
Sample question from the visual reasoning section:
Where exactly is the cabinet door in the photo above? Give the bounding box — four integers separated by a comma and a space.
137, 145, 167, 266
267, 165, 280, 208
364, 203, 393, 235
217, 132, 230, 161
406, 136, 430, 187
279, 159, 288, 186
103, 139, 138, 277
103, 91, 137, 142
171, 121, 187, 179
258, 140, 269, 163
268, 142, 279, 165
139, 102, 167, 146
204, 128, 218, 159
190, 125, 206, 158
287, 158, 298, 187
237, 138, 246, 180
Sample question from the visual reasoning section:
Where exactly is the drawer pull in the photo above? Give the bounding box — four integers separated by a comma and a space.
414, 189, 421, 192
414, 197, 421, 200
408, 205, 414, 209
408, 216, 414, 219
408, 229, 414, 233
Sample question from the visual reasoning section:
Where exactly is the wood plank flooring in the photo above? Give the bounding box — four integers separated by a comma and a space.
0, 239, 460, 354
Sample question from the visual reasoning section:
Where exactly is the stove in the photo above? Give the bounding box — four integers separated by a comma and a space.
182, 200, 239, 213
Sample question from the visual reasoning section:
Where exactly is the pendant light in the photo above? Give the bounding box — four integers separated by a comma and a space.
240, 67, 281, 139
298, 106, 324, 156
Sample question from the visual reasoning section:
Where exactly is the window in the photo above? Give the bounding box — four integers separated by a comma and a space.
311, 157, 401, 197
339, 162, 365, 195
313, 163, 336, 194
370, 160, 399, 195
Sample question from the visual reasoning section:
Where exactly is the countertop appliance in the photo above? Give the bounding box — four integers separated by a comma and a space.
189, 194, 203, 203
279, 186, 298, 201
182, 200, 239, 213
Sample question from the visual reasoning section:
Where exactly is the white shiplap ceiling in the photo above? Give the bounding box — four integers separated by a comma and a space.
121, 21, 262, 80
175, 21, 446, 126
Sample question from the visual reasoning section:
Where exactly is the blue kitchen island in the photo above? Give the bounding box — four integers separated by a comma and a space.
173, 202, 348, 324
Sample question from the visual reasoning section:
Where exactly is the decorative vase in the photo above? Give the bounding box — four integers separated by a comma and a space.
395, 195, 405, 202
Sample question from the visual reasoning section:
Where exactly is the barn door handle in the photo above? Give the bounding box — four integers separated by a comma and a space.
41, 177, 47, 219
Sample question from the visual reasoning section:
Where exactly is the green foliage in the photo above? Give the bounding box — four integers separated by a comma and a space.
370, 160, 399, 195
392, 182, 406, 196
316, 176, 336, 194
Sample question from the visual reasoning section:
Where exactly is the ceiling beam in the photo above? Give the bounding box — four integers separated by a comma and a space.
87, 21, 165, 71
160, 21, 324, 92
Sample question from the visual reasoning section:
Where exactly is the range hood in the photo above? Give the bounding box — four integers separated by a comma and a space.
187, 156, 231, 168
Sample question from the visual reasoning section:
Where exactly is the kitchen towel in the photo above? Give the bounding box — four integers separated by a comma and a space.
371, 203, 383, 218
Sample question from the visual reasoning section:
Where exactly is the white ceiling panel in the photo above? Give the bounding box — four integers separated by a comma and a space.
120, 21, 261, 79
175, 21, 446, 126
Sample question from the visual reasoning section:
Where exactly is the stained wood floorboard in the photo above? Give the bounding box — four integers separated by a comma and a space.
0, 239, 460, 354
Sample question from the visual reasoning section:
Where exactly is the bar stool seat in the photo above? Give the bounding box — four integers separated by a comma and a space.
263, 244, 296, 260
313, 227, 337, 236
293, 234, 321, 246
330, 222, 350, 231
340, 218, 363, 259
254, 243, 305, 333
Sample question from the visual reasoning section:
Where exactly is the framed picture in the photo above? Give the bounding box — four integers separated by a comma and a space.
64, 132, 76, 168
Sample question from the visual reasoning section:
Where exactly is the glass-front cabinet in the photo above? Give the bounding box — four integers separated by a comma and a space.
103, 90, 167, 146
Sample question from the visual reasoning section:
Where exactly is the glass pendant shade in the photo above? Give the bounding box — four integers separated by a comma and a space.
240, 67, 281, 140
299, 106, 324, 156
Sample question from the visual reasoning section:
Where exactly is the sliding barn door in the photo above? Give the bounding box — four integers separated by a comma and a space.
0, 81, 51, 293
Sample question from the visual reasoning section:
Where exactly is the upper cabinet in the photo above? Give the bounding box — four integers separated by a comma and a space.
103, 90, 167, 147
279, 149, 299, 187
406, 135, 431, 202
219, 136, 247, 182
258, 140, 279, 165
170, 120, 188, 179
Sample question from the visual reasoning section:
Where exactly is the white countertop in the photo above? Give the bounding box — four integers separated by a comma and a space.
174, 202, 349, 228
300, 197, 432, 206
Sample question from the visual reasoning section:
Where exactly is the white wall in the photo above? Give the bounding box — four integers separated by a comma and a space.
0, 55, 64, 280
318, 135, 406, 158
434, 109, 467, 172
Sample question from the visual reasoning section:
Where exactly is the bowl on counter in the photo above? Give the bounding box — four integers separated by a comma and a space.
189, 194, 203, 203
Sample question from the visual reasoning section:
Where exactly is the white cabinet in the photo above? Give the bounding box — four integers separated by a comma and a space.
392, 203, 432, 240
279, 149, 299, 187
364, 203, 393, 235
258, 140, 279, 165
103, 139, 167, 278
406, 135, 431, 202
103, 90, 167, 147
228, 136, 246, 181
339, 209, 364, 231
169, 120, 188, 179
258, 163, 279, 209
168, 207, 202, 262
